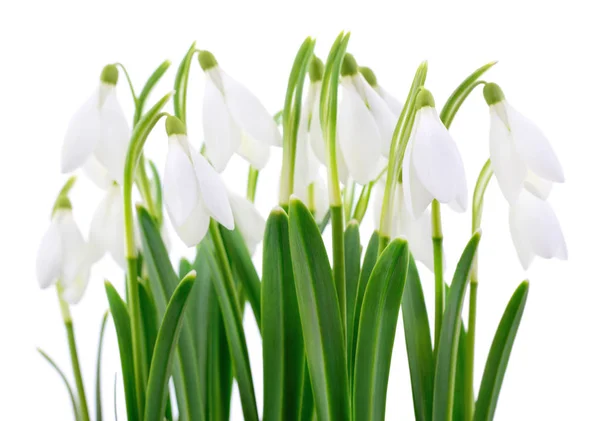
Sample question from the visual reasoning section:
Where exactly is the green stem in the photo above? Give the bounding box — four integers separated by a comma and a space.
136, 155, 157, 218
58, 290, 90, 421
246, 166, 259, 203
115, 62, 138, 106
331, 205, 346, 332
431, 200, 444, 352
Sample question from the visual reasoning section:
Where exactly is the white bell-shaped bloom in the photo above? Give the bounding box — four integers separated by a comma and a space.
36, 200, 91, 304
359, 66, 404, 117
228, 191, 266, 255
373, 179, 435, 270
484, 83, 565, 205
61, 65, 130, 186
295, 80, 324, 191
199, 50, 281, 172
294, 175, 329, 223
163, 116, 234, 247
338, 54, 396, 184
402, 89, 468, 218
89, 184, 127, 268
509, 189, 567, 269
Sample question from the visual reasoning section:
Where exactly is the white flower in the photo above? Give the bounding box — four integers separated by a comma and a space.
163, 116, 234, 247
228, 191, 266, 255
61, 65, 130, 187
338, 55, 396, 184
485, 83, 565, 205
373, 179, 435, 271
402, 89, 468, 218
509, 189, 567, 269
89, 184, 127, 268
36, 201, 91, 304
359, 65, 404, 117
294, 175, 328, 223
199, 50, 281, 172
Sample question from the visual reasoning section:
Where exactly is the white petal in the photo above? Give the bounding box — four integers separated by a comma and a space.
403, 134, 433, 218
203, 78, 242, 172
361, 77, 397, 158
221, 70, 282, 147
338, 85, 382, 184
169, 200, 210, 247
294, 111, 321, 190
489, 105, 528, 205
237, 134, 270, 170
58, 211, 88, 298
61, 251, 92, 305
524, 170, 553, 200
163, 137, 200, 227
89, 185, 125, 268
36, 218, 63, 288
61, 88, 101, 173
309, 92, 328, 166
377, 86, 404, 116
507, 103, 565, 183
191, 151, 234, 230
397, 186, 435, 272
411, 107, 467, 205
83, 156, 114, 189
94, 88, 130, 184
371, 178, 386, 228
229, 192, 265, 254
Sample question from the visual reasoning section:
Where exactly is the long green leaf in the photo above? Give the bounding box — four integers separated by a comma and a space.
219, 225, 262, 328
95, 312, 109, 421
473, 281, 529, 421
432, 232, 481, 421
353, 238, 410, 421
37, 348, 80, 421
288, 197, 350, 421
402, 256, 434, 421
173, 42, 197, 123
345, 220, 362, 369
135, 60, 172, 123
144, 272, 197, 421
104, 282, 139, 421
453, 323, 468, 421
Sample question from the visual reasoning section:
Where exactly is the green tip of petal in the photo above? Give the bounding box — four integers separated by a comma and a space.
341, 53, 358, 77
53, 196, 72, 213
198, 50, 218, 71
415, 88, 435, 110
100, 64, 119, 85
483, 82, 505, 106
165, 115, 187, 136
309, 55, 324, 82
359, 66, 378, 87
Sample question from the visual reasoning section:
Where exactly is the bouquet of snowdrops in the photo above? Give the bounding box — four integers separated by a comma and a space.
36, 32, 566, 421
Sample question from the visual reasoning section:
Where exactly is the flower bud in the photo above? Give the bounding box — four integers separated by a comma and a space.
359, 66, 378, 88
341, 53, 358, 77
483, 82, 505, 106
415, 88, 435, 110
309, 55, 324, 83
100, 64, 119, 85
198, 50, 218, 71
165, 115, 187, 136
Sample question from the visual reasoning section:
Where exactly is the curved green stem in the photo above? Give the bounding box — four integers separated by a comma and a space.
173, 42, 198, 124
246, 166, 259, 203
114, 63, 138, 105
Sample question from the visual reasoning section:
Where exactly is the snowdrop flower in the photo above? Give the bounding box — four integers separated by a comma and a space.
338, 54, 397, 184
373, 179, 434, 271
199, 50, 281, 172
163, 116, 234, 247
484, 82, 565, 204
36, 197, 91, 304
228, 192, 266, 255
359, 66, 404, 117
402, 88, 468, 218
509, 189, 567, 269
294, 175, 329, 223
88, 183, 127, 268
61, 65, 130, 186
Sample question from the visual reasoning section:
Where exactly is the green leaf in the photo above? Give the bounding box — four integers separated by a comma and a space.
353, 239, 410, 421
148, 160, 164, 226
402, 256, 434, 421
453, 323, 468, 421
219, 225, 262, 328
135, 60, 172, 124
262, 208, 306, 421
173, 42, 197, 124
344, 221, 361, 376
288, 198, 350, 421
37, 348, 80, 421
439, 61, 497, 127
179, 258, 193, 280
432, 232, 481, 421
137, 207, 204, 421
104, 281, 139, 421
473, 281, 529, 421
144, 272, 197, 421
95, 312, 109, 421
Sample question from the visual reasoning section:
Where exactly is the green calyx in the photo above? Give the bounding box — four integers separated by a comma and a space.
100, 64, 119, 85
165, 115, 187, 136
416, 88, 436, 110
359, 66, 378, 87
483, 82, 505, 106
309, 55, 324, 82
198, 50, 218, 71
341, 53, 358, 77
53, 195, 72, 214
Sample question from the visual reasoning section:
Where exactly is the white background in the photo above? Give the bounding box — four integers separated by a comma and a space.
1, 0, 598, 419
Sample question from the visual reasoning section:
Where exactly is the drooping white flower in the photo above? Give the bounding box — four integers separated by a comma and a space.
338, 54, 396, 184
88, 183, 127, 268
402, 88, 468, 218
372, 179, 435, 271
359, 66, 404, 117
199, 50, 281, 172
484, 83, 565, 205
61, 64, 130, 186
163, 116, 234, 247
509, 189, 567, 269
228, 191, 266, 255
36, 198, 91, 304
294, 175, 329, 223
